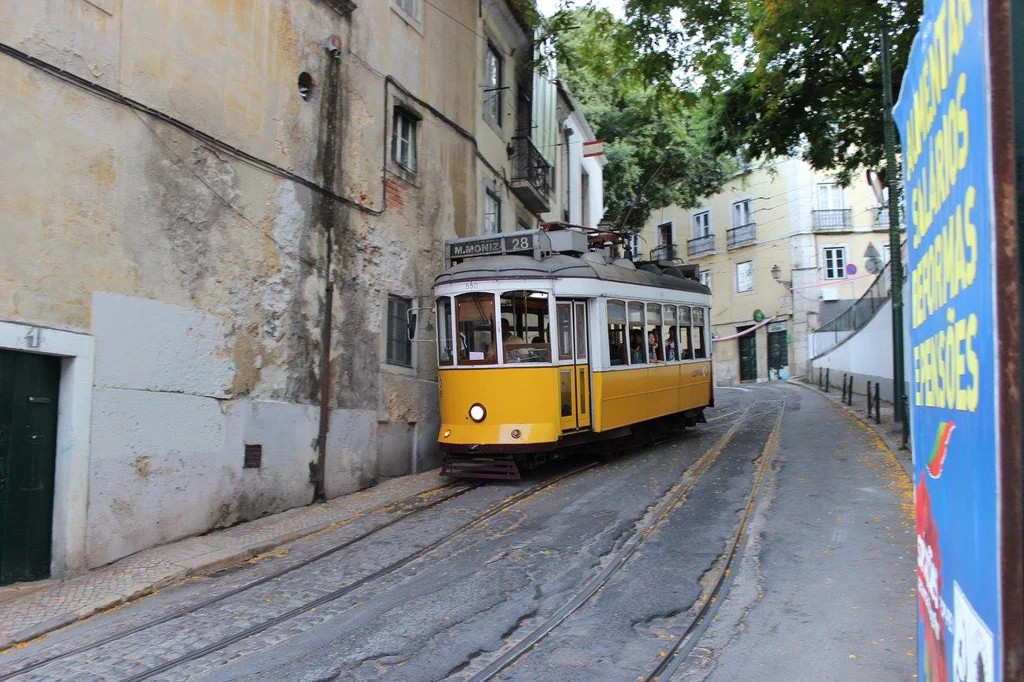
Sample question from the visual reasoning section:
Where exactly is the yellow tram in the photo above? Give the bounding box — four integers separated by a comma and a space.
433, 229, 713, 478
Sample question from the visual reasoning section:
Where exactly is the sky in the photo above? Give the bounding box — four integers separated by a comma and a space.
535, 0, 624, 19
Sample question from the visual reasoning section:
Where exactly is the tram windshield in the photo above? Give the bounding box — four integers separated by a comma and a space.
499, 290, 550, 363
436, 296, 454, 366
455, 293, 496, 365
692, 307, 706, 359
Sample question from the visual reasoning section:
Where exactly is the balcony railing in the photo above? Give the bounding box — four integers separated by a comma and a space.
687, 233, 715, 256
874, 206, 906, 231
727, 222, 756, 248
510, 137, 553, 214
812, 208, 853, 232
650, 244, 677, 263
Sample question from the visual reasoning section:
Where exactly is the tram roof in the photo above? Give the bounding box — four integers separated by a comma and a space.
434, 254, 712, 295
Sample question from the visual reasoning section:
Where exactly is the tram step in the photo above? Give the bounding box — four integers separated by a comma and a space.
441, 455, 521, 480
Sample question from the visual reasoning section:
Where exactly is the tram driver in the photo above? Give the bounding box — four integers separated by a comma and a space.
487, 319, 526, 360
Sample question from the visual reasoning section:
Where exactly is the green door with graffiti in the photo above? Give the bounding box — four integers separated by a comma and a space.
0, 350, 60, 585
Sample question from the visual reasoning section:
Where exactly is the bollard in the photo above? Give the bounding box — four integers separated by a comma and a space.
875, 383, 882, 423
818, 367, 823, 389
901, 394, 910, 449
867, 380, 873, 414
824, 368, 830, 393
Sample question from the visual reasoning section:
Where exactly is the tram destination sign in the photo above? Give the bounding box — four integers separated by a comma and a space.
444, 231, 551, 267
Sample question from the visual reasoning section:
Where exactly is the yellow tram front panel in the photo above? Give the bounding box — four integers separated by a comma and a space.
592, 361, 712, 432
438, 367, 562, 447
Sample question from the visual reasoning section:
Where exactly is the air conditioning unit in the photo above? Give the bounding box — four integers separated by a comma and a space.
819, 288, 840, 302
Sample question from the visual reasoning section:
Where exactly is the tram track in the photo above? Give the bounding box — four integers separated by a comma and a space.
641, 400, 786, 682
459, 401, 768, 682
0, 480, 481, 678
1, 463, 602, 682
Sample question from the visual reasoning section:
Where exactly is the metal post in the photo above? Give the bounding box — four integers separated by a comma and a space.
867, 380, 873, 413
881, 15, 906, 424
825, 368, 830, 393
874, 383, 882, 424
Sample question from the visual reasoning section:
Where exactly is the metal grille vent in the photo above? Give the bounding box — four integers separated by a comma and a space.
243, 444, 263, 469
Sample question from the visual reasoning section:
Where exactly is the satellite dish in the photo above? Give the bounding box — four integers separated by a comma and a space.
865, 258, 882, 274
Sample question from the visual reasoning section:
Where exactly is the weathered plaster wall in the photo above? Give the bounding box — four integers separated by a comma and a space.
1, 0, 487, 570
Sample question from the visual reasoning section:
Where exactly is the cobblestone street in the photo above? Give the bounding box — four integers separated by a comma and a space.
0, 385, 915, 682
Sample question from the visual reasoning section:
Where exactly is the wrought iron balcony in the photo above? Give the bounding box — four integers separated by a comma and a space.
650, 244, 677, 263
510, 136, 553, 214
874, 206, 905, 231
812, 208, 853, 232
687, 233, 715, 256
727, 222, 756, 248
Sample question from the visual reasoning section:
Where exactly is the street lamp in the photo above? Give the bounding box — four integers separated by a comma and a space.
770, 264, 792, 288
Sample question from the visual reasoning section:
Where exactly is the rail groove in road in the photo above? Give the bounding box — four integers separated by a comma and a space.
461, 401, 767, 682
0, 480, 485, 679
642, 399, 787, 682
2, 463, 602, 682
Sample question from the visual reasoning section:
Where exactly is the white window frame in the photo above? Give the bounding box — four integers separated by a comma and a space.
699, 269, 712, 289
736, 260, 754, 293
392, 108, 418, 173
823, 245, 849, 280
731, 199, 753, 228
484, 43, 503, 128
817, 183, 846, 210
657, 220, 674, 247
484, 188, 502, 234
692, 210, 711, 238
385, 295, 414, 367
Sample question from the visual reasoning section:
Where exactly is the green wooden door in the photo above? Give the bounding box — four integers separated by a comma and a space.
737, 327, 757, 382
0, 350, 60, 585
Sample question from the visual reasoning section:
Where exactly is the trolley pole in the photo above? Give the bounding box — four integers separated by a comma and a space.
881, 15, 906, 424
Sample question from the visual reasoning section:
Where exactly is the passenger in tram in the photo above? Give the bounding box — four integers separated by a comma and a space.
648, 330, 662, 362
665, 327, 678, 361
629, 330, 646, 364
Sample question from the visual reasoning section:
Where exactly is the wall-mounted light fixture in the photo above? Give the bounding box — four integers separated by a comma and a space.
770, 264, 792, 289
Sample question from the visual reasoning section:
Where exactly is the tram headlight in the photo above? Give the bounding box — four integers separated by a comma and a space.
469, 403, 487, 422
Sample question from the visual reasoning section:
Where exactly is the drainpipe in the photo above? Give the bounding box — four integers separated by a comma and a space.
315, 44, 343, 501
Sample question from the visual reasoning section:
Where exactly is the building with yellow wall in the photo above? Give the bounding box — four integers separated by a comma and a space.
637, 158, 898, 385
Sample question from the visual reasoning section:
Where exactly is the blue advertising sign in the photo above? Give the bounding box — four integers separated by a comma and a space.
894, 0, 1001, 680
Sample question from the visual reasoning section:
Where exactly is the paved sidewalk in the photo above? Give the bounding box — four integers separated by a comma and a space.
790, 377, 912, 477
0, 470, 447, 650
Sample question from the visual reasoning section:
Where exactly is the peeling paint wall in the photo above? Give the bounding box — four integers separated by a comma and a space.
0, 0, 544, 571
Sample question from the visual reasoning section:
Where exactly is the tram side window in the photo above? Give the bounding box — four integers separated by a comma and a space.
628, 302, 646, 364
647, 303, 663, 362
500, 290, 550, 363
436, 296, 454, 366
663, 305, 678, 361
692, 306, 707, 359
455, 292, 496, 364
678, 305, 693, 359
607, 300, 627, 366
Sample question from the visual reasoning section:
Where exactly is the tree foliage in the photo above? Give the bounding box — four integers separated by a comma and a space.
551, 8, 732, 233
550, 0, 922, 184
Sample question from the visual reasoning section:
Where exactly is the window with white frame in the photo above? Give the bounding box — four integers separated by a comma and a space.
736, 261, 754, 292
699, 269, 712, 289
484, 44, 503, 127
883, 244, 892, 263
626, 232, 641, 261
817, 183, 846, 210
824, 246, 848, 279
392, 108, 418, 172
484, 189, 501, 234
394, 0, 418, 17
731, 199, 752, 227
692, 211, 711, 238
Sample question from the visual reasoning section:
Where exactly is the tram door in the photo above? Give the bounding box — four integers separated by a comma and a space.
555, 300, 591, 432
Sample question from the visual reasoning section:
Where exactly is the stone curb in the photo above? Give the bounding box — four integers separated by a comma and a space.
788, 379, 913, 479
